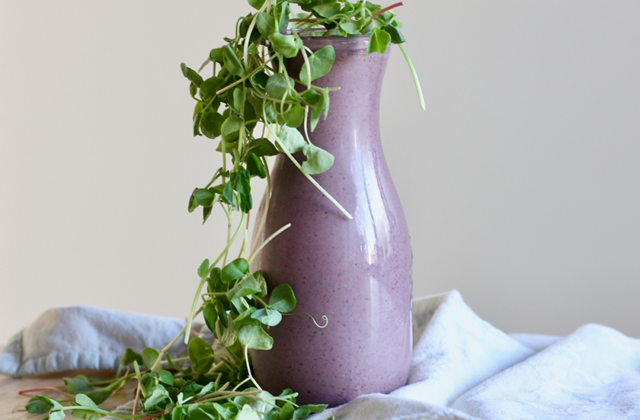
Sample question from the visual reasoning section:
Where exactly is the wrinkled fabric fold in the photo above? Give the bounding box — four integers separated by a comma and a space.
0, 306, 188, 376
4, 291, 640, 420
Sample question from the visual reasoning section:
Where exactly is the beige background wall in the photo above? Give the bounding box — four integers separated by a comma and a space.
1, 1, 639, 344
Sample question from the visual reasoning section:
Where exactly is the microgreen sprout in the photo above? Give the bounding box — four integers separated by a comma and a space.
22, 1, 423, 419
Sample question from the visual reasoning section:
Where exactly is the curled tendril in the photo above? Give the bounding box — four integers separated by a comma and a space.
297, 312, 329, 328
315, 315, 329, 328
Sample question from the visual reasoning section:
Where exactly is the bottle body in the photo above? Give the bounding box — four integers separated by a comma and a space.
251, 36, 413, 406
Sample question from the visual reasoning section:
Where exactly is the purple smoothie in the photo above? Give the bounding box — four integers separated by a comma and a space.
251, 35, 413, 407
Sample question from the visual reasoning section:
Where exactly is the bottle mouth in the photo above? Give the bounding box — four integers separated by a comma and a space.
289, 28, 371, 51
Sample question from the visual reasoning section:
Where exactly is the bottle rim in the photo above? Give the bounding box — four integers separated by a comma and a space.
290, 28, 371, 51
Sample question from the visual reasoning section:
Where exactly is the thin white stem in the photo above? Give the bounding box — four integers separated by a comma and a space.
151, 322, 189, 371
243, 1, 269, 69
237, 211, 250, 260
222, 207, 232, 267
184, 212, 246, 344
275, 136, 353, 220
248, 223, 291, 265
243, 226, 249, 260
249, 157, 271, 257
261, 116, 353, 220
216, 56, 277, 96
244, 346, 262, 390
399, 43, 425, 111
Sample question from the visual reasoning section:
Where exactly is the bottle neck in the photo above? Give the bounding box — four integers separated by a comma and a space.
286, 36, 390, 151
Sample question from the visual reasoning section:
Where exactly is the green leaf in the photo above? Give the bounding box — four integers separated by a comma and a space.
250, 71, 269, 90
187, 406, 215, 420
248, 0, 265, 10
223, 45, 245, 77
364, 1, 382, 12
323, 28, 343, 37
64, 376, 93, 394
233, 307, 258, 328
172, 406, 185, 420
265, 73, 292, 100
268, 33, 302, 58
188, 191, 199, 213
251, 308, 282, 327
312, 2, 341, 18
213, 402, 237, 420
238, 324, 273, 350
340, 20, 361, 34
383, 24, 406, 44
309, 93, 324, 132
268, 284, 296, 313
207, 267, 222, 292
39, 396, 63, 410
236, 404, 261, 420
216, 300, 228, 329
200, 111, 224, 139
376, 10, 396, 26
180, 63, 203, 87
194, 189, 218, 207
238, 191, 252, 213
366, 27, 391, 60
193, 111, 203, 137
219, 316, 238, 347
203, 303, 218, 332
26, 396, 53, 414
305, 404, 328, 414
71, 410, 101, 419
256, 12, 276, 38
300, 89, 322, 106
142, 347, 160, 371
216, 139, 239, 154
158, 370, 174, 386
222, 182, 236, 208
246, 153, 267, 178
203, 205, 213, 224
197, 259, 210, 277
322, 88, 330, 120
240, 190, 253, 213
50, 410, 66, 420
277, 126, 306, 154
75, 394, 98, 408
264, 101, 279, 123
189, 83, 198, 100
292, 407, 311, 420
226, 275, 262, 300
284, 104, 305, 128
187, 337, 215, 374
85, 389, 112, 405
299, 46, 335, 84
232, 87, 243, 112
221, 258, 250, 282
232, 170, 251, 195
253, 270, 268, 297
209, 47, 224, 63
277, 2, 291, 32
279, 402, 295, 419
301, 144, 334, 175
197, 382, 215, 398
199, 77, 225, 100
144, 386, 170, 410
221, 115, 243, 143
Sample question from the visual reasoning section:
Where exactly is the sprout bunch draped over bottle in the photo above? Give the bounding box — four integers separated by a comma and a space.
21, 1, 423, 419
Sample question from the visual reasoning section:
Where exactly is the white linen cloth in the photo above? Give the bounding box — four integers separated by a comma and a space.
312, 291, 640, 420
0, 306, 188, 376
4, 290, 640, 419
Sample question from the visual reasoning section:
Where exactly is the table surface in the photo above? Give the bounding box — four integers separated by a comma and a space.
0, 372, 134, 419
